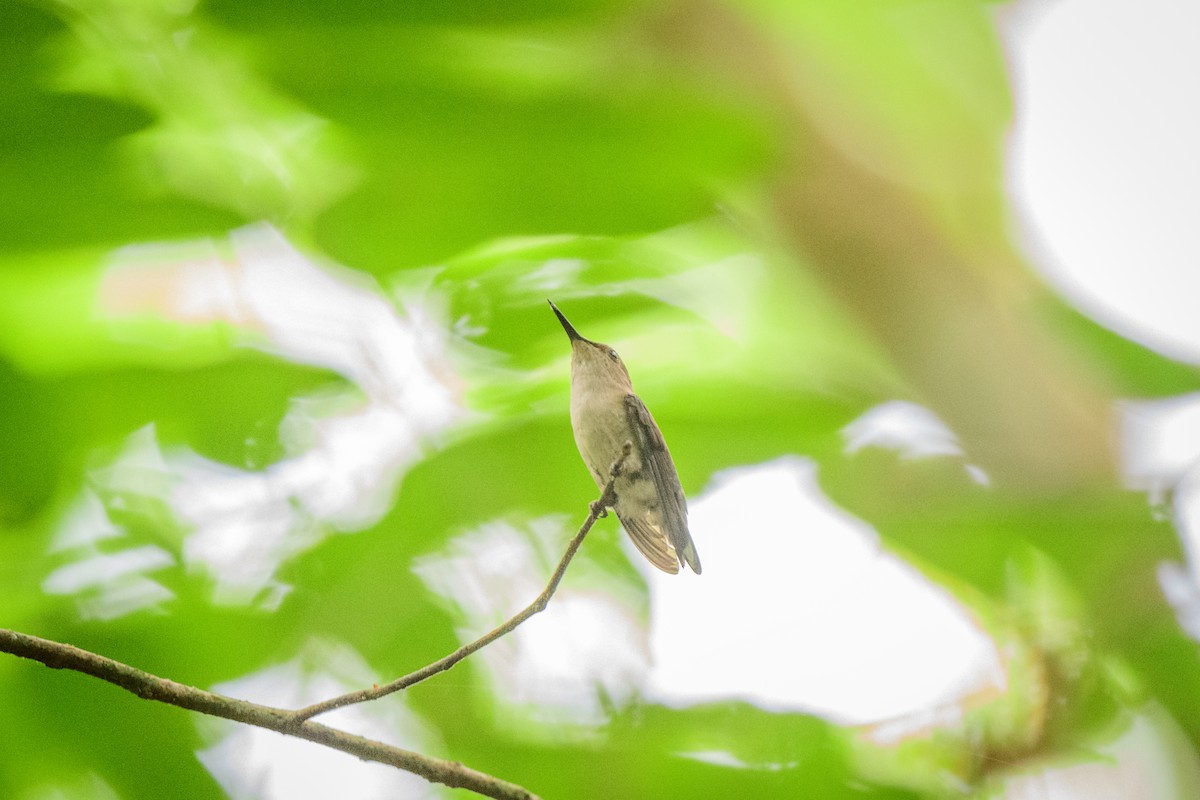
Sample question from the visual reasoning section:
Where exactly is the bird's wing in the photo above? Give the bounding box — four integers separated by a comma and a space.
623, 394, 701, 573
616, 513, 680, 574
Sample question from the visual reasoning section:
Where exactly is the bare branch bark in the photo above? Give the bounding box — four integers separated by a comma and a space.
0, 443, 633, 800
0, 628, 537, 800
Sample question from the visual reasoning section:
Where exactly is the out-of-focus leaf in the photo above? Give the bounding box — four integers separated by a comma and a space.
225, 15, 778, 268
438, 701, 918, 799
1041, 298, 1200, 398
820, 447, 1200, 751
0, 357, 334, 524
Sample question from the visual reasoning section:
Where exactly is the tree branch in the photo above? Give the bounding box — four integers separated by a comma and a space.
290, 441, 633, 723
0, 442, 633, 800
0, 628, 536, 800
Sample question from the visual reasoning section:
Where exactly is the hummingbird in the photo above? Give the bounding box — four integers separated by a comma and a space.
549, 300, 701, 574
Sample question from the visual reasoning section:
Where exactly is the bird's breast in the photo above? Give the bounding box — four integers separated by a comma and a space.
570, 390, 639, 487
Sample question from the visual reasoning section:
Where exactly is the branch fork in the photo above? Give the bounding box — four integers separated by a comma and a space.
0, 443, 633, 800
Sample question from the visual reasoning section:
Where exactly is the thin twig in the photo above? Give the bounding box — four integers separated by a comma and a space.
0, 628, 537, 800
0, 443, 632, 800
290, 441, 633, 723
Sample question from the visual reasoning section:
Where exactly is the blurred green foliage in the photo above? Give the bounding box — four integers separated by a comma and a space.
3, 0, 1200, 798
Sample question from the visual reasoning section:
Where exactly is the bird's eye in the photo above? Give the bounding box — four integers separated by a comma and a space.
608, 349, 619, 360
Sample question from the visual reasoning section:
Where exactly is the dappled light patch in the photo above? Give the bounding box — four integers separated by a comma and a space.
842, 400, 990, 485
644, 458, 1003, 724
415, 518, 651, 733
47, 227, 466, 611
199, 642, 442, 800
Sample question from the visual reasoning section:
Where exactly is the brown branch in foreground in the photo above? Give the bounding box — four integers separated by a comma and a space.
290, 441, 633, 723
0, 443, 632, 800
0, 628, 536, 800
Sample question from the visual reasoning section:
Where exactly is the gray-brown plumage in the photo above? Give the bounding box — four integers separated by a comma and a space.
549, 300, 701, 574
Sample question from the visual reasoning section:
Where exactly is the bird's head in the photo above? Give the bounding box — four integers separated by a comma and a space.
549, 300, 633, 389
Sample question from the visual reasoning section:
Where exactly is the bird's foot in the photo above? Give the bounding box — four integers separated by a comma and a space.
589, 500, 609, 519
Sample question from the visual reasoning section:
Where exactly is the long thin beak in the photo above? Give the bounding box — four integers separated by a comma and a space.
548, 300, 584, 342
